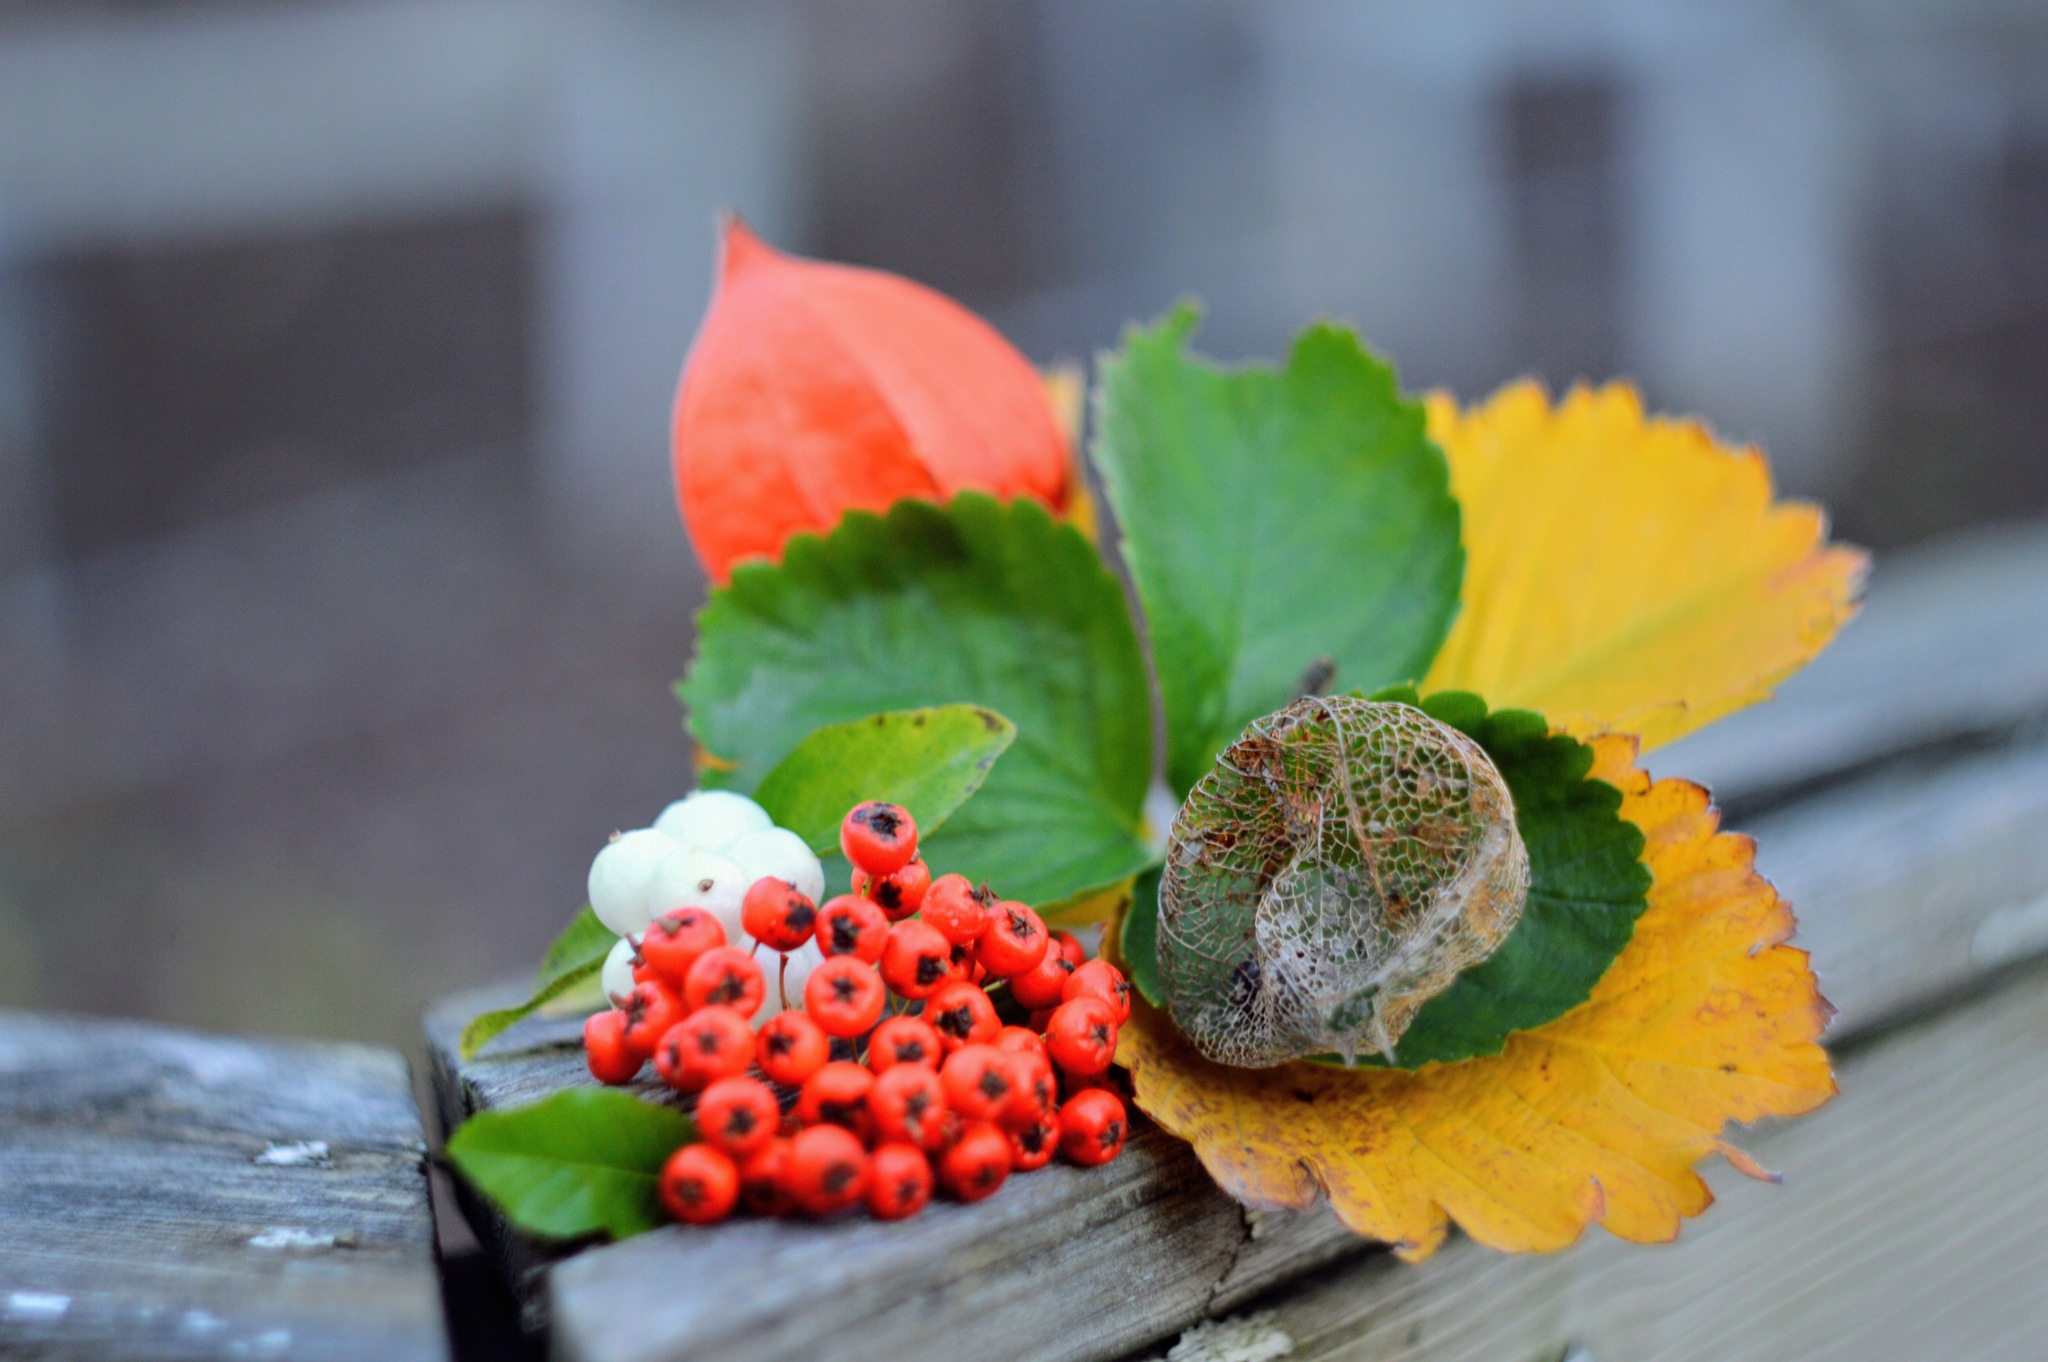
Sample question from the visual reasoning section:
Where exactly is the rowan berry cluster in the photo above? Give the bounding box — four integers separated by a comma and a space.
582, 799, 1134, 1227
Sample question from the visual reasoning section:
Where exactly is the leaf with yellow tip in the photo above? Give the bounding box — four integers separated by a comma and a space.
1420, 381, 1868, 750
1114, 734, 1836, 1259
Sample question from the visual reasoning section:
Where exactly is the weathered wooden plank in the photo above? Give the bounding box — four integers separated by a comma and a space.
0, 1011, 446, 1362
1172, 955, 2048, 1362
1659, 519, 2048, 806
425, 727, 2048, 1362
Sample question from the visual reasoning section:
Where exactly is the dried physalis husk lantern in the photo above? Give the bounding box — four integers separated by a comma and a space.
1158, 696, 1530, 1067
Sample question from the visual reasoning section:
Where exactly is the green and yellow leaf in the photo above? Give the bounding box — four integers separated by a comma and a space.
1115, 734, 1835, 1258
1420, 381, 1868, 750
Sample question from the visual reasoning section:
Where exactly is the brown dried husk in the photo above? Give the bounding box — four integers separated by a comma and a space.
1158, 696, 1530, 1067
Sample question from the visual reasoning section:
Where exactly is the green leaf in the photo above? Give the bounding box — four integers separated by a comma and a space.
754, 705, 1016, 854
680, 494, 1156, 909
1092, 306, 1464, 796
459, 906, 615, 1059
538, 905, 616, 988
1119, 687, 1650, 1070
1120, 864, 1164, 1008
444, 1088, 694, 1241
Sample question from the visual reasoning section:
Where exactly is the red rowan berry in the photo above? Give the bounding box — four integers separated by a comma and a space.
993, 1025, 1047, 1057
740, 878, 817, 952
1007, 947, 1076, 1010
938, 1121, 1011, 1203
947, 942, 985, 985
840, 801, 917, 876
797, 1061, 875, 1137
1062, 959, 1132, 1023
939, 1044, 1016, 1124
815, 895, 889, 963
804, 956, 887, 1037
1059, 1089, 1128, 1166
619, 981, 683, 1054
738, 1137, 795, 1217
854, 856, 931, 921
660, 1143, 739, 1225
867, 1014, 944, 1072
638, 907, 727, 989
865, 1141, 934, 1220
697, 1075, 781, 1157
869, 1062, 948, 1150
1000, 1047, 1057, 1129
1044, 996, 1118, 1076
878, 920, 953, 1000
924, 979, 999, 1052
756, 1009, 830, 1087
683, 946, 766, 1018
919, 874, 989, 946
1008, 1114, 1058, 1171
977, 900, 1048, 978
787, 1124, 869, 1216
583, 1009, 643, 1085
654, 1005, 754, 1092
1051, 930, 1086, 968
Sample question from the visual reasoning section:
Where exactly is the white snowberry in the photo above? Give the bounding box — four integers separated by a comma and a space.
644, 846, 748, 942
587, 828, 681, 937
652, 790, 773, 854
600, 936, 638, 1008
727, 826, 826, 905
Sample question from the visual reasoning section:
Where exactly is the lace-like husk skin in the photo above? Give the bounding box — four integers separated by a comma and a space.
1159, 697, 1530, 1068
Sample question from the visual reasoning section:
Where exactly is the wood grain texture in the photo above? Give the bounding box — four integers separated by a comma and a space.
1176, 956, 2048, 1362
426, 524, 2048, 1362
1659, 519, 2048, 806
0, 1011, 446, 1362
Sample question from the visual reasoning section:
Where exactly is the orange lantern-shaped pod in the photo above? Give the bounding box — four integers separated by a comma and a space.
673, 220, 1072, 583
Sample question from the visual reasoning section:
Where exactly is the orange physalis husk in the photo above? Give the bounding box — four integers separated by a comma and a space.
1114, 735, 1836, 1261
672, 219, 1071, 584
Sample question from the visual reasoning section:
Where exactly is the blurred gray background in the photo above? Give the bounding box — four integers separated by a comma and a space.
2, 0, 2044, 1050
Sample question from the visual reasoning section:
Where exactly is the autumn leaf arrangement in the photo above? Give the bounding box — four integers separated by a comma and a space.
449, 220, 1867, 1259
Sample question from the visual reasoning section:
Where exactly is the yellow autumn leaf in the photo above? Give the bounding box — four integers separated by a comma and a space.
1115, 735, 1836, 1260
1421, 382, 1869, 750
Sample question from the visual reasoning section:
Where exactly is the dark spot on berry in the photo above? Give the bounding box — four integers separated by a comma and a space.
822, 1161, 858, 1194
874, 881, 904, 910
788, 903, 816, 932
934, 1006, 969, 1038
974, 1163, 1000, 1188
896, 1038, 929, 1063
857, 804, 904, 840
1087, 1022, 1110, 1046
1100, 1120, 1126, 1150
1005, 909, 1038, 939
820, 1099, 861, 1127
677, 1179, 705, 1207
710, 976, 742, 1004
695, 1031, 723, 1056
894, 1176, 921, 1203
831, 976, 860, 1003
977, 1069, 1010, 1100
831, 919, 860, 953
1018, 1125, 1048, 1154
727, 1109, 757, 1135
904, 1090, 930, 1119
914, 956, 947, 987
765, 1032, 793, 1058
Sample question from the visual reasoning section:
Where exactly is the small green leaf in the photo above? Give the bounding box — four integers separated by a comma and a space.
754, 706, 1016, 855
1121, 865, 1164, 1008
444, 1088, 694, 1241
459, 906, 616, 1059
680, 494, 1156, 908
1120, 688, 1650, 1070
459, 959, 603, 1060
1092, 306, 1464, 796
538, 906, 616, 989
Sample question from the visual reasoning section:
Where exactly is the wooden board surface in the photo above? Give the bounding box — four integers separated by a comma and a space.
0, 1011, 446, 1362
425, 520, 2048, 1362
1157, 955, 2048, 1362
